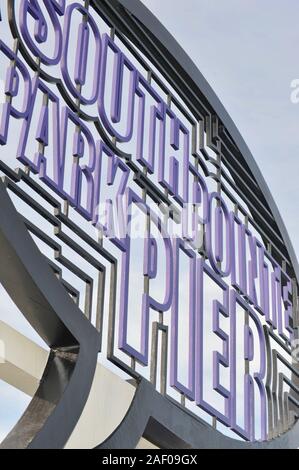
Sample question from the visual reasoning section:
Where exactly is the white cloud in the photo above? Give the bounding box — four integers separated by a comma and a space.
0, 80, 4, 104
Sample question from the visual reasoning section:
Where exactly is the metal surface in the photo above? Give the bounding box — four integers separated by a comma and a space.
0, 0, 297, 448
0, 178, 101, 448
97, 378, 299, 449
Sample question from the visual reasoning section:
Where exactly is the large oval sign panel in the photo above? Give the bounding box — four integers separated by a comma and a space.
0, 0, 298, 449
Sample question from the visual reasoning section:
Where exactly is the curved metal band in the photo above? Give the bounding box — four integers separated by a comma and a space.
113, 0, 299, 282
0, 181, 101, 448
97, 378, 299, 449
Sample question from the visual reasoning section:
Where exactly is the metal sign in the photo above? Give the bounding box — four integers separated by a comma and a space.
0, 0, 298, 448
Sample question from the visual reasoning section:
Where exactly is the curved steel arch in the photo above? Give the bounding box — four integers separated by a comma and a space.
113, 0, 299, 282
0, 181, 101, 449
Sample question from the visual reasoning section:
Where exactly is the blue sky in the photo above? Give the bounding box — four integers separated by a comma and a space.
141, 0, 299, 256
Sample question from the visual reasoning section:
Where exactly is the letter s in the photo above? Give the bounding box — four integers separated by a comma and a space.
19, 0, 65, 65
